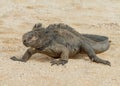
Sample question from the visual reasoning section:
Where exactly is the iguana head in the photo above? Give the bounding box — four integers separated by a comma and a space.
22, 23, 46, 48
22, 31, 39, 47
22, 23, 54, 49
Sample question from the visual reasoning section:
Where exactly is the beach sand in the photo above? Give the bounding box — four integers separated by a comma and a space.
0, 0, 120, 86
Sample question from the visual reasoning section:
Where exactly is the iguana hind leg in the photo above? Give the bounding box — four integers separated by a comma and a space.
81, 43, 111, 66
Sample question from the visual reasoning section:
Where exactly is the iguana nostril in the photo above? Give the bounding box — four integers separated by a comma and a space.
23, 40, 29, 47
23, 40, 26, 43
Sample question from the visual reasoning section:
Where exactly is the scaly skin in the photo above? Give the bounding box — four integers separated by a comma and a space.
11, 23, 111, 66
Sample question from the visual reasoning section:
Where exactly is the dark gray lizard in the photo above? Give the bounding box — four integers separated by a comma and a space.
11, 23, 111, 66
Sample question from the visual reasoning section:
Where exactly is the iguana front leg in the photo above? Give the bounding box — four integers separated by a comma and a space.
51, 60, 68, 66
51, 47, 69, 66
11, 48, 37, 62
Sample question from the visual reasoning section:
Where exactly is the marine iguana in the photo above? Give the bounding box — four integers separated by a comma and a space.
11, 23, 111, 66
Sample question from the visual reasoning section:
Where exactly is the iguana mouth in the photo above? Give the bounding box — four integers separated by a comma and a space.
23, 42, 29, 47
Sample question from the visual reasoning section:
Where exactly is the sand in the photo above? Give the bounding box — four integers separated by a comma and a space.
0, 0, 120, 86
